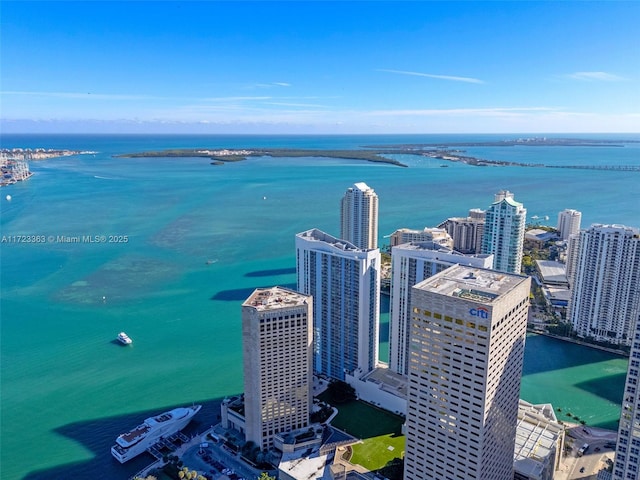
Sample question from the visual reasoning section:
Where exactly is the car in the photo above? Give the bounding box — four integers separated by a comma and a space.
595, 447, 601, 452
580, 467, 585, 473
578, 443, 589, 456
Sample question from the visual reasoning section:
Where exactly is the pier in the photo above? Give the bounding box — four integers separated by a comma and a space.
547, 165, 640, 172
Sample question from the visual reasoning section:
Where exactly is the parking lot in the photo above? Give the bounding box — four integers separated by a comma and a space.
555, 425, 617, 480
180, 429, 273, 480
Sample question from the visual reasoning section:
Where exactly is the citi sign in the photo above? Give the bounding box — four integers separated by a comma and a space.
470, 306, 489, 319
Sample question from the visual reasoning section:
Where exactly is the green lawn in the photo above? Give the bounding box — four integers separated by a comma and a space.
318, 395, 405, 470
350, 433, 405, 470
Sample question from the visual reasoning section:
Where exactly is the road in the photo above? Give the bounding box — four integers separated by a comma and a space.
558, 425, 616, 480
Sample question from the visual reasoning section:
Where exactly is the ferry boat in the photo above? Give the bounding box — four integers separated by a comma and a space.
111, 404, 202, 463
117, 332, 132, 345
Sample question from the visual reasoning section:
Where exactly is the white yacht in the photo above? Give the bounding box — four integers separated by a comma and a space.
117, 332, 132, 345
111, 404, 202, 463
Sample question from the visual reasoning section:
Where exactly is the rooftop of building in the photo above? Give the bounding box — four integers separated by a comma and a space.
243, 286, 310, 311
587, 223, 640, 235
297, 228, 371, 253
352, 182, 374, 192
279, 447, 331, 480
526, 229, 559, 242
414, 264, 528, 303
393, 226, 449, 234
514, 400, 564, 477
536, 260, 568, 285
543, 285, 571, 303
278, 426, 358, 480
360, 365, 408, 398
393, 241, 492, 260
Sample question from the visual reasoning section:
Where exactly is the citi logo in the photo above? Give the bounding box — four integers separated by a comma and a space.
470, 307, 489, 319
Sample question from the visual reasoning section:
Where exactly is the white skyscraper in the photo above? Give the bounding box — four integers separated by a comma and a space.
557, 209, 582, 240
481, 190, 527, 274
296, 228, 380, 380
340, 182, 378, 250
242, 286, 313, 451
388, 242, 493, 375
568, 224, 640, 346
613, 306, 640, 480
404, 265, 531, 480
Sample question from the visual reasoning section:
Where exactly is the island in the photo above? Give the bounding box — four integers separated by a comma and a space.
116, 148, 411, 167
116, 137, 640, 171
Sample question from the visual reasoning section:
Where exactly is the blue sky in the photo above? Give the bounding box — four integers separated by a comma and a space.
1, 1, 639, 133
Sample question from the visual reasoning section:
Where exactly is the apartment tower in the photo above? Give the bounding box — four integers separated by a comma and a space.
388, 242, 493, 375
242, 286, 313, 451
481, 190, 527, 274
438, 208, 486, 254
568, 224, 640, 346
296, 228, 380, 380
404, 265, 531, 480
613, 300, 640, 480
557, 209, 582, 241
340, 182, 379, 250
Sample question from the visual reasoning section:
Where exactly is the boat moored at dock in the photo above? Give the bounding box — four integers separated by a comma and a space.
111, 404, 202, 463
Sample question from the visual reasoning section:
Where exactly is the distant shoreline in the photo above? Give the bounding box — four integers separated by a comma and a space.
115, 137, 640, 170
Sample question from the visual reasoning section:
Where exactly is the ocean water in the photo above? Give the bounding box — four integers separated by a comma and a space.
1, 134, 639, 480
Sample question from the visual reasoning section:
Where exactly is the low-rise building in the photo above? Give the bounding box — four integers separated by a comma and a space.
514, 400, 565, 480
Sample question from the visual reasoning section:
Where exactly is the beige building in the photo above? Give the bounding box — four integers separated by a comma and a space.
389, 227, 453, 248
557, 209, 582, 241
438, 208, 486, 254
242, 286, 313, 451
404, 265, 531, 480
388, 242, 493, 376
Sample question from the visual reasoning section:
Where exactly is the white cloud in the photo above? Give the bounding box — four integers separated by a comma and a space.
244, 82, 292, 89
564, 71, 627, 81
377, 69, 484, 84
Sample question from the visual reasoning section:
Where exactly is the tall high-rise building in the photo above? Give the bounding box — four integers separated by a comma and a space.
296, 228, 380, 380
404, 265, 531, 480
557, 209, 582, 240
613, 304, 640, 480
481, 190, 527, 273
388, 242, 493, 375
568, 224, 640, 346
242, 286, 313, 451
340, 182, 378, 250
438, 208, 486, 254
565, 233, 581, 284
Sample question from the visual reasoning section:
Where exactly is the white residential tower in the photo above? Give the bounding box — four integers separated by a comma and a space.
340, 182, 378, 250
568, 224, 640, 346
296, 228, 380, 381
481, 190, 527, 274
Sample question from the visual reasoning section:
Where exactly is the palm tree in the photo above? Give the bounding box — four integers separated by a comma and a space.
258, 473, 276, 480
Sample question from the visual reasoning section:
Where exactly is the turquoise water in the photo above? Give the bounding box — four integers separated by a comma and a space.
1, 134, 639, 479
